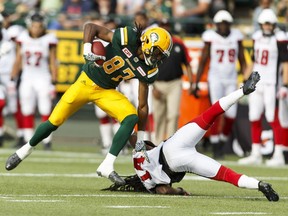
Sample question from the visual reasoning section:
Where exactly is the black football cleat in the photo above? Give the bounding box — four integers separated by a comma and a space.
258, 181, 279, 202
5, 153, 22, 171
242, 71, 260, 95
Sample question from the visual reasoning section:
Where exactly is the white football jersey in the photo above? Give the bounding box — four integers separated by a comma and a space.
17, 31, 58, 80
202, 29, 243, 81
252, 30, 288, 85
0, 28, 15, 74
133, 142, 171, 190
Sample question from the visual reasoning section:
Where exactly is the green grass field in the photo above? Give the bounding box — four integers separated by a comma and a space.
0, 118, 287, 216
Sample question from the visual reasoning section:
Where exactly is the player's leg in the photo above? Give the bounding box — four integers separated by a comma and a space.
220, 83, 238, 153
207, 79, 225, 159
152, 82, 167, 145
238, 84, 264, 165
166, 79, 182, 140
164, 72, 260, 168
36, 80, 54, 150
5, 73, 91, 171
94, 88, 138, 185
189, 150, 278, 201
18, 80, 36, 144
266, 110, 285, 166
95, 105, 113, 154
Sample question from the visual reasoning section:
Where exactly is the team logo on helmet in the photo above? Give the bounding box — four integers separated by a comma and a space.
150, 33, 159, 43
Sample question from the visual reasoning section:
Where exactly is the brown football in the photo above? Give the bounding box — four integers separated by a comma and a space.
92, 40, 106, 66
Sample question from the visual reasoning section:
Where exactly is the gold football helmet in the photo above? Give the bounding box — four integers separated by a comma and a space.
140, 27, 173, 67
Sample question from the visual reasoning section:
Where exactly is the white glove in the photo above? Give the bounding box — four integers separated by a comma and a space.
83, 43, 106, 63
277, 86, 288, 99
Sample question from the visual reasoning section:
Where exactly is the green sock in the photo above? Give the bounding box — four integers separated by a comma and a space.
29, 121, 58, 146
109, 114, 138, 156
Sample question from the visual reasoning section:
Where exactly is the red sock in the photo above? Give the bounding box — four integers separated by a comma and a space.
22, 115, 34, 128
251, 120, 262, 143
212, 165, 242, 187
270, 109, 282, 145
41, 115, 50, 122
0, 99, 5, 126
99, 116, 110, 124
192, 101, 224, 130
14, 100, 24, 129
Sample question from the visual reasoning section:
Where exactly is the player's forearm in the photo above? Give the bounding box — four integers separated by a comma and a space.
83, 23, 113, 43
11, 57, 22, 80
137, 105, 148, 131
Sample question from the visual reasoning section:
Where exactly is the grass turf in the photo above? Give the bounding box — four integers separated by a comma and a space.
0, 147, 287, 216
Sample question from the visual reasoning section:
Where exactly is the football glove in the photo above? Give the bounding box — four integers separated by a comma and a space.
135, 140, 150, 163
83, 53, 106, 62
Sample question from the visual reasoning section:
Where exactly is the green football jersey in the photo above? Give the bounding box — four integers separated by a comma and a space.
83, 26, 159, 89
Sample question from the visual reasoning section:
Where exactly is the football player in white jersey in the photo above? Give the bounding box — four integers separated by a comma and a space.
0, 12, 25, 148
10, 11, 58, 150
238, 9, 288, 166
105, 72, 279, 202
194, 10, 247, 159
0, 13, 25, 147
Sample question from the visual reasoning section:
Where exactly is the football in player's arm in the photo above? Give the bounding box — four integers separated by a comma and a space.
5, 20, 173, 186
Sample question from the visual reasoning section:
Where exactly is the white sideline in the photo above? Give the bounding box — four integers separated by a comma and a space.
105, 205, 170, 209
210, 212, 271, 215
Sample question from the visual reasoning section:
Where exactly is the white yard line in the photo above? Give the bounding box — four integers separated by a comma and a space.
6, 199, 64, 203
210, 212, 271, 215
105, 205, 170, 209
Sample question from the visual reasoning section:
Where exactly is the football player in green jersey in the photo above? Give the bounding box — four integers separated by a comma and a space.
5, 22, 173, 186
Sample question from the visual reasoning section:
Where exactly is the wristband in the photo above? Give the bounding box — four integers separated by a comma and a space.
137, 130, 145, 141
83, 43, 92, 55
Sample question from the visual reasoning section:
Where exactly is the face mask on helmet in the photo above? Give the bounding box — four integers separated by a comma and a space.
257, 9, 277, 36
141, 27, 172, 67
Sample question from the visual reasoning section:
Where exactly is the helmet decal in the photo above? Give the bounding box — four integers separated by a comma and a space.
150, 33, 159, 43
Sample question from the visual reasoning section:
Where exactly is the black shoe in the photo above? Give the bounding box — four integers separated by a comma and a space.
5, 153, 22, 171
0, 136, 3, 147
258, 181, 279, 201
13, 137, 25, 148
44, 142, 52, 151
212, 142, 224, 160
97, 170, 125, 186
242, 71, 260, 95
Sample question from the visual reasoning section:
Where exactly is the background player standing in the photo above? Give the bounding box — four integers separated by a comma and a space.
238, 9, 288, 166
10, 11, 58, 150
194, 10, 247, 159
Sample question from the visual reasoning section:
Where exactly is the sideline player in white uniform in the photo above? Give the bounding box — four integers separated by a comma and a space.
11, 11, 58, 150
194, 10, 247, 159
0, 12, 25, 148
0, 13, 25, 147
105, 72, 279, 202
238, 9, 288, 166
